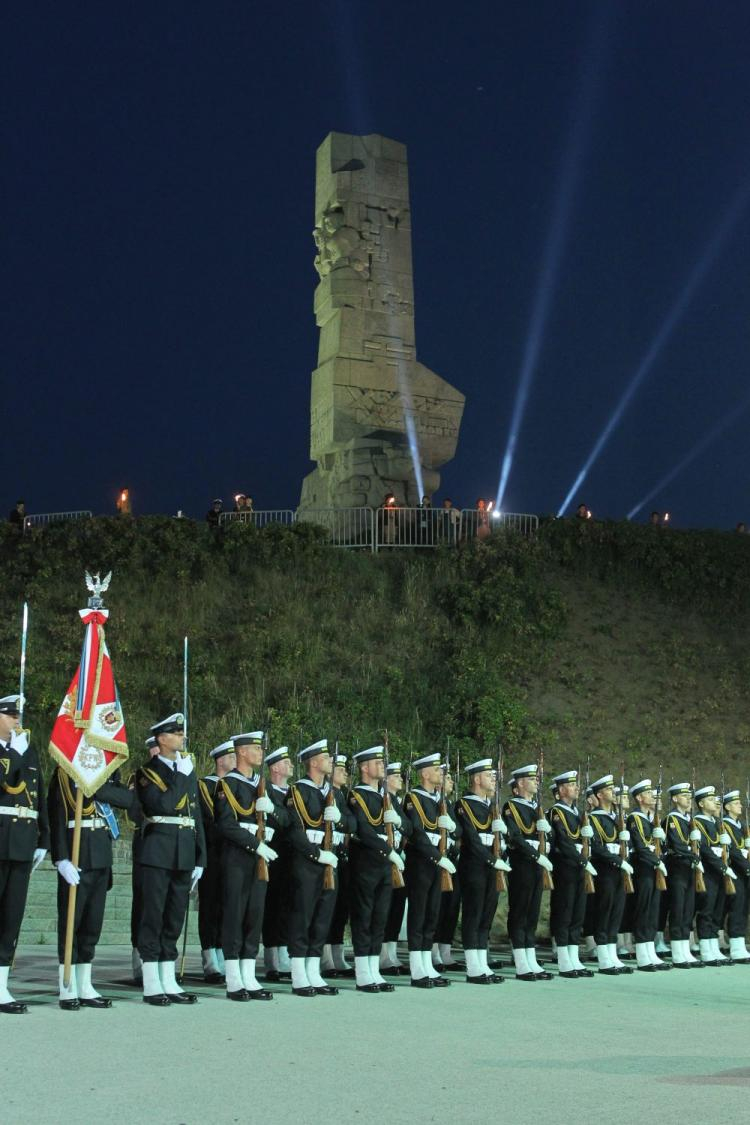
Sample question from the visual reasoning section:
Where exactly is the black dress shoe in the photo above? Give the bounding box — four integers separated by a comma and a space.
575, 968, 594, 977
325, 968, 355, 979
381, 965, 407, 976
441, 961, 463, 971
314, 985, 339, 996
203, 972, 225, 985
143, 993, 171, 1006
246, 988, 273, 1001
597, 967, 620, 976
410, 977, 433, 988
292, 986, 317, 997
356, 983, 382, 993
59, 999, 80, 1011
485, 973, 504, 984
264, 970, 282, 982
534, 971, 554, 981
430, 976, 451, 987
515, 973, 537, 981
487, 959, 504, 970
79, 996, 113, 1008
165, 992, 198, 1004
616, 965, 634, 974
227, 989, 250, 1001
377, 981, 395, 992
0, 1000, 28, 1014
558, 970, 580, 979
653, 962, 671, 971
637, 964, 657, 973
466, 974, 493, 984
672, 961, 691, 969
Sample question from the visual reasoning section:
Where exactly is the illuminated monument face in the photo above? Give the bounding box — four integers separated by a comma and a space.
299, 132, 465, 510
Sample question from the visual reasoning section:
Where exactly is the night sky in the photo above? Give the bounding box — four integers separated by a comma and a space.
5, 1, 750, 529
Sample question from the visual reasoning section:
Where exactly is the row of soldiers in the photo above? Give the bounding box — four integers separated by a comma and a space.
1, 693, 749, 1012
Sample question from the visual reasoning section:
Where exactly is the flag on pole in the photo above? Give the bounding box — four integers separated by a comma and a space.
49, 605, 129, 796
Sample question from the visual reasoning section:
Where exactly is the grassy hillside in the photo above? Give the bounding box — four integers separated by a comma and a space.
1, 515, 749, 788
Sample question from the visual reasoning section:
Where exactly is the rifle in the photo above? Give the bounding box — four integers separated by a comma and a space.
654, 764, 667, 891
492, 746, 507, 893
690, 767, 706, 894
617, 763, 634, 894
720, 771, 736, 897
438, 740, 453, 892
255, 729, 269, 883
182, 635, 189, 756
383, 730, 405, 889
322, 739, 337, 891
745, 778, 750, 855
19, 602, 28, 729
537, 749, 553, 890
581, 756, 595, 895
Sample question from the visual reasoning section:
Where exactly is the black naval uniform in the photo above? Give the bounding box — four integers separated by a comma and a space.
722, 814, 750, 944
403, 786, 451, 966
128, 777, 145, 953
136, 756, 207, 963
627, 809, 663, 949
383, 791, 412, 949
693, 813, 728, 944
48, 768, 136, 964
214, 770, 288, 960
197, 774, 223, 957
435, 797, 462, 957
262, 781, 293, 960
503, 795, 543, 952
549, 800, 588, 953
589, 808, 628, 947
456, 795, 500, 954
663, 807, 697, 941
0, 735, 49, 966
348, 784, 396, 960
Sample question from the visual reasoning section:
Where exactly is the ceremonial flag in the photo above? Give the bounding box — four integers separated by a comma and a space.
49, 605, 129, 796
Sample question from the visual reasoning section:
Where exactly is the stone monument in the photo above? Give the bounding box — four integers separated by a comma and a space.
299, 132, 465, 510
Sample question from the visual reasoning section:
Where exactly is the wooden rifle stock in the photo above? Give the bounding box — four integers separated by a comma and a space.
720, 773, 736, 897
382, 732, 405, 889
322, 744, 337, 891
439, 748, 453, 892
654, 768, 666, 892
493, 750, 506, 893
690, 769, 706, 893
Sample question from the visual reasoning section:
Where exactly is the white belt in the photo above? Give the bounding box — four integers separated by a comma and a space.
332, 831, 345, 846
606, 843, 620, 855
711, 846, 722, 858
239, 822, 258, 836
145, 815, 195, 827
479, 833, 494, 846
306, 829, 325, 844
0, 806, 38, 820
426, 831, 440, 846
68, 818, 105, 829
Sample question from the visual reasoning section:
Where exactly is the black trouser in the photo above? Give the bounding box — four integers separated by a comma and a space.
695, 868, 725, 939
405, 854, 442, 951
287, 856, 338, 958
262, 849, 291, 947
725, 875, 749, 938
619, 885, 635, 934
349, 852, 393, 957
593, 866, 626, 945
631, 864, 658, 943
460, 859, 499, 949
582, 886, 597, 938
549, 863, 586, 946
198, 846, 223, 950
130, 860, 143, 948
436, 870, 461, 945
137, 865, 191, 962
384, 885, 407, 943
56, 866, 109, 963
0, 859, 32, 966
221, 847, 267, 959
507, 856, 542, 948
327, 854, 350, 944
665, 861, 695, 940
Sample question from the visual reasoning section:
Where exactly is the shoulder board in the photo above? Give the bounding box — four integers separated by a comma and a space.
140, 767, 168, 792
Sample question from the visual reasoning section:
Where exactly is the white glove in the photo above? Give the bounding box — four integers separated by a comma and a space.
744, 837, 750, 849
323, 804, 342, 823
584, 861, 597, 877
10, 730, 28, 756
256, 841, 278, 863
491, 817, 508, 834
618, 829, 630, 842
437, 814, 456, 832
580, 824, 594, 838
190, 866, 203, 893
255, 794, 274, 814
317, 849, 338, 868
620, 859, 634, 876
719, 833, 731, 846
383, 808, 401, 825
56, 859, 80, 886
388, 849, 405, 872
536, 854, 553, 872
493, 857, 511, 872
657, 861, 667, 876
536, 818, 551, 833
175, 754, 193, 776
725, 866, 737, 880
689, 829, 701, 841
437, 855, 456, 874
31, 848, 47, 872
652, 826, 666, 840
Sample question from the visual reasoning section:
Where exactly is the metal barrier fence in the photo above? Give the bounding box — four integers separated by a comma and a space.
219, 509, 295, 528
296, 507, 374, 548
459, 509, 539, 539
23, 510, 92, 532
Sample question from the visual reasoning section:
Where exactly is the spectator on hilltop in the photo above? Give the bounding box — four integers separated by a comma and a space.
116, 487, 132, 516
440, 497, 460, 544
8, 499, 25, 529
417, 494, 433, 544
735, 522, 748, 534
206, 498, 223, 529
575, 502, 591, 521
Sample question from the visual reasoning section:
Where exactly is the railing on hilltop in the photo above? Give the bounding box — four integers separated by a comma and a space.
23, 510, 93, 532
219, 509, 295, 529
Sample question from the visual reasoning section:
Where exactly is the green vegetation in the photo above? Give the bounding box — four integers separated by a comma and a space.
1, 516, 749, 786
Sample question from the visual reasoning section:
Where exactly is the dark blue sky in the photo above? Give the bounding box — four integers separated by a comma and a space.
5, 1, 750, 527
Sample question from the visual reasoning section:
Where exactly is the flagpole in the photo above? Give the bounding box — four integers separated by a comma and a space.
63, 787, 84, 989
19, 602, 28, 726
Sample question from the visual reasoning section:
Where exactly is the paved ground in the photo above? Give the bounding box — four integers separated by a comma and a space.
4, 945, 749, 1125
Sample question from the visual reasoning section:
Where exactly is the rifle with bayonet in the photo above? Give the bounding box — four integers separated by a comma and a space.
255, 728, 269, 883
691, 767, 706, 894
537, 749, 553, 891
720, 770, 736, 897
383, 730, 405, 889
493, 747, 507, 893
438, 739, 453, 892
581, 756, 595, 894
653, 764, 667, 892
617, 763, 634, 894
321, 738, 337, 891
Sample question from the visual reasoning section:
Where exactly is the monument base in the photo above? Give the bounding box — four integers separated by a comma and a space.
299, 437, 439, 511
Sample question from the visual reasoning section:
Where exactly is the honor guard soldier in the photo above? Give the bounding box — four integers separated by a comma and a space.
322, 751, 355, 978
627, 779, 670, 972
48, 763, 137, 1009
503, 763, 553, 981
262, 745, 295, 981
456, 758, 510, 983
548, 770, 596, 978
434, 765, 462, 971
402, 752, 456, 988
0, 695, 49, 1015
197, 739, 235, 984
136, 713, 207, 1005
693, 784, 735, 966
285, 739, 348, 996
215, 732, 284, 1001
589, 775, 634, 975
380, 761, 412, 974
347, 745, 404, 992
721, 790, 750, 962
663, 782, 702, 967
